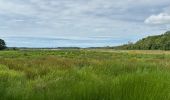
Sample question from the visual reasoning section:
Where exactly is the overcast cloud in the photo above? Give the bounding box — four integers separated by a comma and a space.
0, 0, 170, 47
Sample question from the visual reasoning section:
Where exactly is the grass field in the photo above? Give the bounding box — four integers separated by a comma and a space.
0, 49, 170, 100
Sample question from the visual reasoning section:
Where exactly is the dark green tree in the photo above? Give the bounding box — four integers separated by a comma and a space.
0, 39, 6, 50
163, 41, 170, 50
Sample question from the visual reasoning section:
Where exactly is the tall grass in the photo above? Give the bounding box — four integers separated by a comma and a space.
0, 50, 170, 100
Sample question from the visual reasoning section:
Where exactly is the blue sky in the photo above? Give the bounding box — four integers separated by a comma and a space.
0, 0, 170, 47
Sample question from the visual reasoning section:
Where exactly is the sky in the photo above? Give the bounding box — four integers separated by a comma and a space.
0, 0, 170, 47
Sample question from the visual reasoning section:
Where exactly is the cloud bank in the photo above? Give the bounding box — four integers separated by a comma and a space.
0, 0, 170, 47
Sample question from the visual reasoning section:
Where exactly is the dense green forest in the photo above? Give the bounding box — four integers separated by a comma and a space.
115, 31, 170, 50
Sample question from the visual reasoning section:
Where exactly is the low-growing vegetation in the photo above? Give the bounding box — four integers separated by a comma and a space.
0, 50, 170, 100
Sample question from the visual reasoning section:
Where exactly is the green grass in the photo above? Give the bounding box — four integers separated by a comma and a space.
0, 50, 170, 100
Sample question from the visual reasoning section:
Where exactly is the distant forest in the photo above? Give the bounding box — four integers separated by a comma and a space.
114, 31, 170, 50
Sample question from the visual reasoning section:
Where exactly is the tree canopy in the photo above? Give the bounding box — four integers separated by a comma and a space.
0, 39, 6, 50
114, 31, 170, 50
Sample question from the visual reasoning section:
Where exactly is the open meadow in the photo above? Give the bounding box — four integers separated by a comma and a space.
0, 49, 170, 100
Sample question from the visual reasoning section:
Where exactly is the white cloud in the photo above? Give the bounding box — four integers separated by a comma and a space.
145, 13, 170, 24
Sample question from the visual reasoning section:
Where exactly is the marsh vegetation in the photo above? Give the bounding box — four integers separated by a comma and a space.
0, 50, 170, 100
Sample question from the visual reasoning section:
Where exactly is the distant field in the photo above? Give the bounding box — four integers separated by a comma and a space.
0, 50, 170, 100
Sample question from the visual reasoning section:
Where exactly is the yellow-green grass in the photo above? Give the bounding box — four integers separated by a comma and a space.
0, 50, 170, 100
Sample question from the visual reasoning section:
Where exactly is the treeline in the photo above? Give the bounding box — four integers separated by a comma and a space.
114, 31, 170, 50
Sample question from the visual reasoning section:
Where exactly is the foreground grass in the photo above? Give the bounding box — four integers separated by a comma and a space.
0, 50, 170, 100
